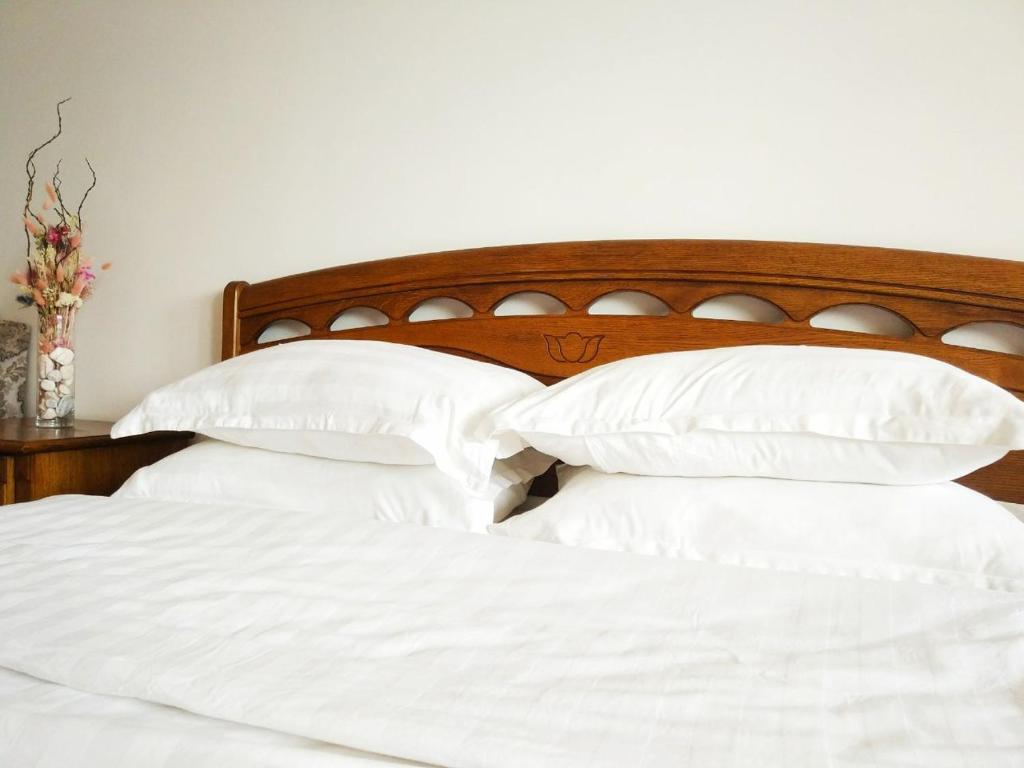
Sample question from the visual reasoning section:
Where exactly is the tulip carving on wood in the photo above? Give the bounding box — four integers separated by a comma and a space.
544, 332, 604, 363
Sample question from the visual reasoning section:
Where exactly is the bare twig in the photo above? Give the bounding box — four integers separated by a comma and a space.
50, 160, 73, 266
25, 160, 46, 228
23, 98, 71, 260
77, 157, 97, 227
51, 159, 70, 229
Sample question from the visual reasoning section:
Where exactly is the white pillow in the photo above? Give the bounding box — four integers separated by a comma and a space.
115, 441, 531, 531
489, 345, 1024, 484
490, 465, 1024, 591
112, 340, 545, 496
1002, 501, 1024, 524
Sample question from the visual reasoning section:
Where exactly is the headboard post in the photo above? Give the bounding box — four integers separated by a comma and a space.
221, 281, 248, 360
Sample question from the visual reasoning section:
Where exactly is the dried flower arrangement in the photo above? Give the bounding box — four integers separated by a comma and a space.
10, 99, 107, 426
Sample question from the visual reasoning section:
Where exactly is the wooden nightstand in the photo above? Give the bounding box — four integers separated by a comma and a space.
0, 419, 193, 505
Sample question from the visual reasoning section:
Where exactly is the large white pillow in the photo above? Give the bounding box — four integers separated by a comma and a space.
489, 345, 1024, 484
115, 441, 532, 531
113, 340, 545, 496
490, 465, 1024, 591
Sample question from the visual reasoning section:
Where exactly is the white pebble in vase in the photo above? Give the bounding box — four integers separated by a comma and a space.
41, 408, 57, 420
55, 397, 74, 418
46, 368, 63, 382
50, 347, 74, 366
39, 380, 56, 392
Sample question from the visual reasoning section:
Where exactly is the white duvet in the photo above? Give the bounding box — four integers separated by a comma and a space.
1, 495, 1022, 767
0, 667, 421, 767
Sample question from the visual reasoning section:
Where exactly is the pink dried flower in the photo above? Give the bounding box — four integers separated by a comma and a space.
32, 289, 44, 306
101, 261, 112, 270
45, 182, 57, 203
23, 216, 40, 236
45, 227, 62, 246
55, 264, 65, 283
71, 276, 86, 296
69, 232, 82, 249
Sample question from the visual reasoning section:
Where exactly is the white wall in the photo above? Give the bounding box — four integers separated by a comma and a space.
2, 0, 1023, 419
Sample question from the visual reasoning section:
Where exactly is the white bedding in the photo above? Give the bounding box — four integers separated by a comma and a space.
1003, 500, 1024, 523
1, 495, 1023, 767
495, 471, 1024, 590
0, 667, 422, 767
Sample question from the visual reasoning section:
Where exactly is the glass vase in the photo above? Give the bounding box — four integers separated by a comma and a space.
36, 309, 76, 428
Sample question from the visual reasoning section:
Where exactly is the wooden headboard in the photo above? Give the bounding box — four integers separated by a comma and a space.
223, 239, 1024, 502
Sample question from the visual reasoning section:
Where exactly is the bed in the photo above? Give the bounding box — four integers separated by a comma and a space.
2, 239, 1023, 767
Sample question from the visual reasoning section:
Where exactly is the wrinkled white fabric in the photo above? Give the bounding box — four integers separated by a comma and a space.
491, 467, 1024, 590
113, 340, 544, 495
114, 440, 542, 531
1002, 501, 1024, 523
1, 495, 1022, 767
489, 345, 1024, 483
0, 668, 424, 767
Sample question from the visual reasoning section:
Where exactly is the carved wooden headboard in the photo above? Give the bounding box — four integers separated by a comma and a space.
223, 239, 1024, 502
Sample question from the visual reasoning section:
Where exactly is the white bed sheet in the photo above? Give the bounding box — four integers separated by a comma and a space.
1, 495, 1023, 768
0, 667, 423, 768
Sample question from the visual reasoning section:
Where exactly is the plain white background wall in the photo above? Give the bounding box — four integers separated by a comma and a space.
2, 0, 1023, 419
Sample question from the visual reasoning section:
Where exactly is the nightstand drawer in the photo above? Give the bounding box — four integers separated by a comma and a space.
9, 441, 189, 503
0, 457, 13, 505
0, 419, 192, 505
